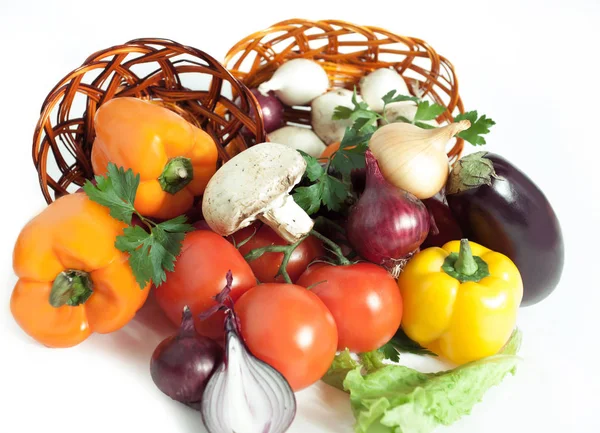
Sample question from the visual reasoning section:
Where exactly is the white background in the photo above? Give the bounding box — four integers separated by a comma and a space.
1, 0, 599, 432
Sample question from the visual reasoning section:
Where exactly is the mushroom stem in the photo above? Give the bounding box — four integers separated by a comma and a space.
258, 195, 315, 243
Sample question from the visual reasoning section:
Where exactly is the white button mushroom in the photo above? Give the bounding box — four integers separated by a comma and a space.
201, 143, 314, 243
383, 101, 438, 126
359, 68, 409, 113
268, 126, 326, 158
311, 88, 358, 145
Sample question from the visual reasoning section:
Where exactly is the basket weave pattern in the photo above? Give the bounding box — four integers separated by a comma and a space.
225, 19, 465, 161
33, 38, 265, 203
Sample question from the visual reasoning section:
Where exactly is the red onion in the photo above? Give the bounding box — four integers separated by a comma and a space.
150, 306, 222, 407
242, 88, 285, 135
347, 150, 430, 266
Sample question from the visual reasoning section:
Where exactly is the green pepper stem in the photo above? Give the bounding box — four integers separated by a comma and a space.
49, 270, 94, 308
454, 239, 478, 276
441, 238, 491, 283
158, 157, 194, 194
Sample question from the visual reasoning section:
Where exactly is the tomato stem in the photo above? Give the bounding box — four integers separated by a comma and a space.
309, 230, 351, 266
313, 216, 346, 236
244, 238, 305, 284
243, 226, 351, 284
232, 226, 258, 249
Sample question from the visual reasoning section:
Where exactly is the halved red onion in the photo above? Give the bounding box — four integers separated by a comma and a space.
201, 312, 296, 433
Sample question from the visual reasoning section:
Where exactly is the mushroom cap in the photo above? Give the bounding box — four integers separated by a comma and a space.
202, 142, 307, 236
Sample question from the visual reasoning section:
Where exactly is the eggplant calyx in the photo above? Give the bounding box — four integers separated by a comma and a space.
158, 157, 194, 194
446, 151, 500, 195
442, 239, 490, 283
49, 269, 94, 307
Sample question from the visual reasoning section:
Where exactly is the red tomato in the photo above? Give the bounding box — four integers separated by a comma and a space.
231, 223, 324, 283
155, 231, 256, 340
235, 283, 337, 391
297, 263, 403, 353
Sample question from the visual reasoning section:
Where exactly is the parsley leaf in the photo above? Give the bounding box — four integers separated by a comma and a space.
83, 165, 139, 224
298, 151, 325, 181
414, 100, 447, 122
381, 90, 419, 105
333, 88, 379, 134
379, 328, 437, 361
321, 176, 348, 212
330, 127, 372, 177
454, 111, 496, 145
156, 215, 194, 233
114, 215, 193, 288
414, 121, 436, 130
378, 342, 401, 363
85, 162, 193, 289
128, 243, 153, 289
332, 105, 354, 121
293, 153, 350, 215
293, 183, 323, 215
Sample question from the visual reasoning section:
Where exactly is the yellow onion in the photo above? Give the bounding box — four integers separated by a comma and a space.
369, 120, 471, 199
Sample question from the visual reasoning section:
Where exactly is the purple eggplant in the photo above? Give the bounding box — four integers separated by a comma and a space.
445, 151, 564, 307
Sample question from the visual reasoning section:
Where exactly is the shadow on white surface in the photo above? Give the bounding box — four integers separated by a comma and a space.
88, 291, 358, 433
293, 382, 355, 432
90, 291, 213, 431
92, 289, 177, 369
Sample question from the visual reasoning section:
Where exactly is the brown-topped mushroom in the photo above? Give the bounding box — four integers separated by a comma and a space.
202, 143, 314, 243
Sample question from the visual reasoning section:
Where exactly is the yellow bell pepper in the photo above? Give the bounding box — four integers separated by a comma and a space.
398, 239, 523, 364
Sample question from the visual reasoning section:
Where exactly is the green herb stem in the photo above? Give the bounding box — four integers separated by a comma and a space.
135, 210, 155, 232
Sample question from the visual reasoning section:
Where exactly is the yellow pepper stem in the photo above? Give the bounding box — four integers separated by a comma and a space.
158, 156, 194, 194
442, 239, 490, 283
49, 269, 94, 308
455, 239, 478, 276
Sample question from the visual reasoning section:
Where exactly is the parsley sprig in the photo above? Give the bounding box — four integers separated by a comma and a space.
454, 111, 496, 145
84, 163, 193, 288
334, 88, 495, 145
378, 328, 438, 362
293, 88, 495, 215
293, 151, 349, 214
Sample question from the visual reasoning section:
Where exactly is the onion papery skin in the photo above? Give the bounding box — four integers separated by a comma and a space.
150, 307, 222, 406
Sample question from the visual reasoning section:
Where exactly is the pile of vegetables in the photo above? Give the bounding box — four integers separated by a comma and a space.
10, 57, 564, 433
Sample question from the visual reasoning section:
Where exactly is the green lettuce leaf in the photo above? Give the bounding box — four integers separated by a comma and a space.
322, 349, 360, 391
340, 329, 522, 433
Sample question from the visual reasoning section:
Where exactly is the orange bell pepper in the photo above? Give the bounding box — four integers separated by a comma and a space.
10, 193, 150, 348
91, 97, 219, 220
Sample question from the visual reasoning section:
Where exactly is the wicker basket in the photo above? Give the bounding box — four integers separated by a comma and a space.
224, 19, 465, 162
32, 38, 265, 204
